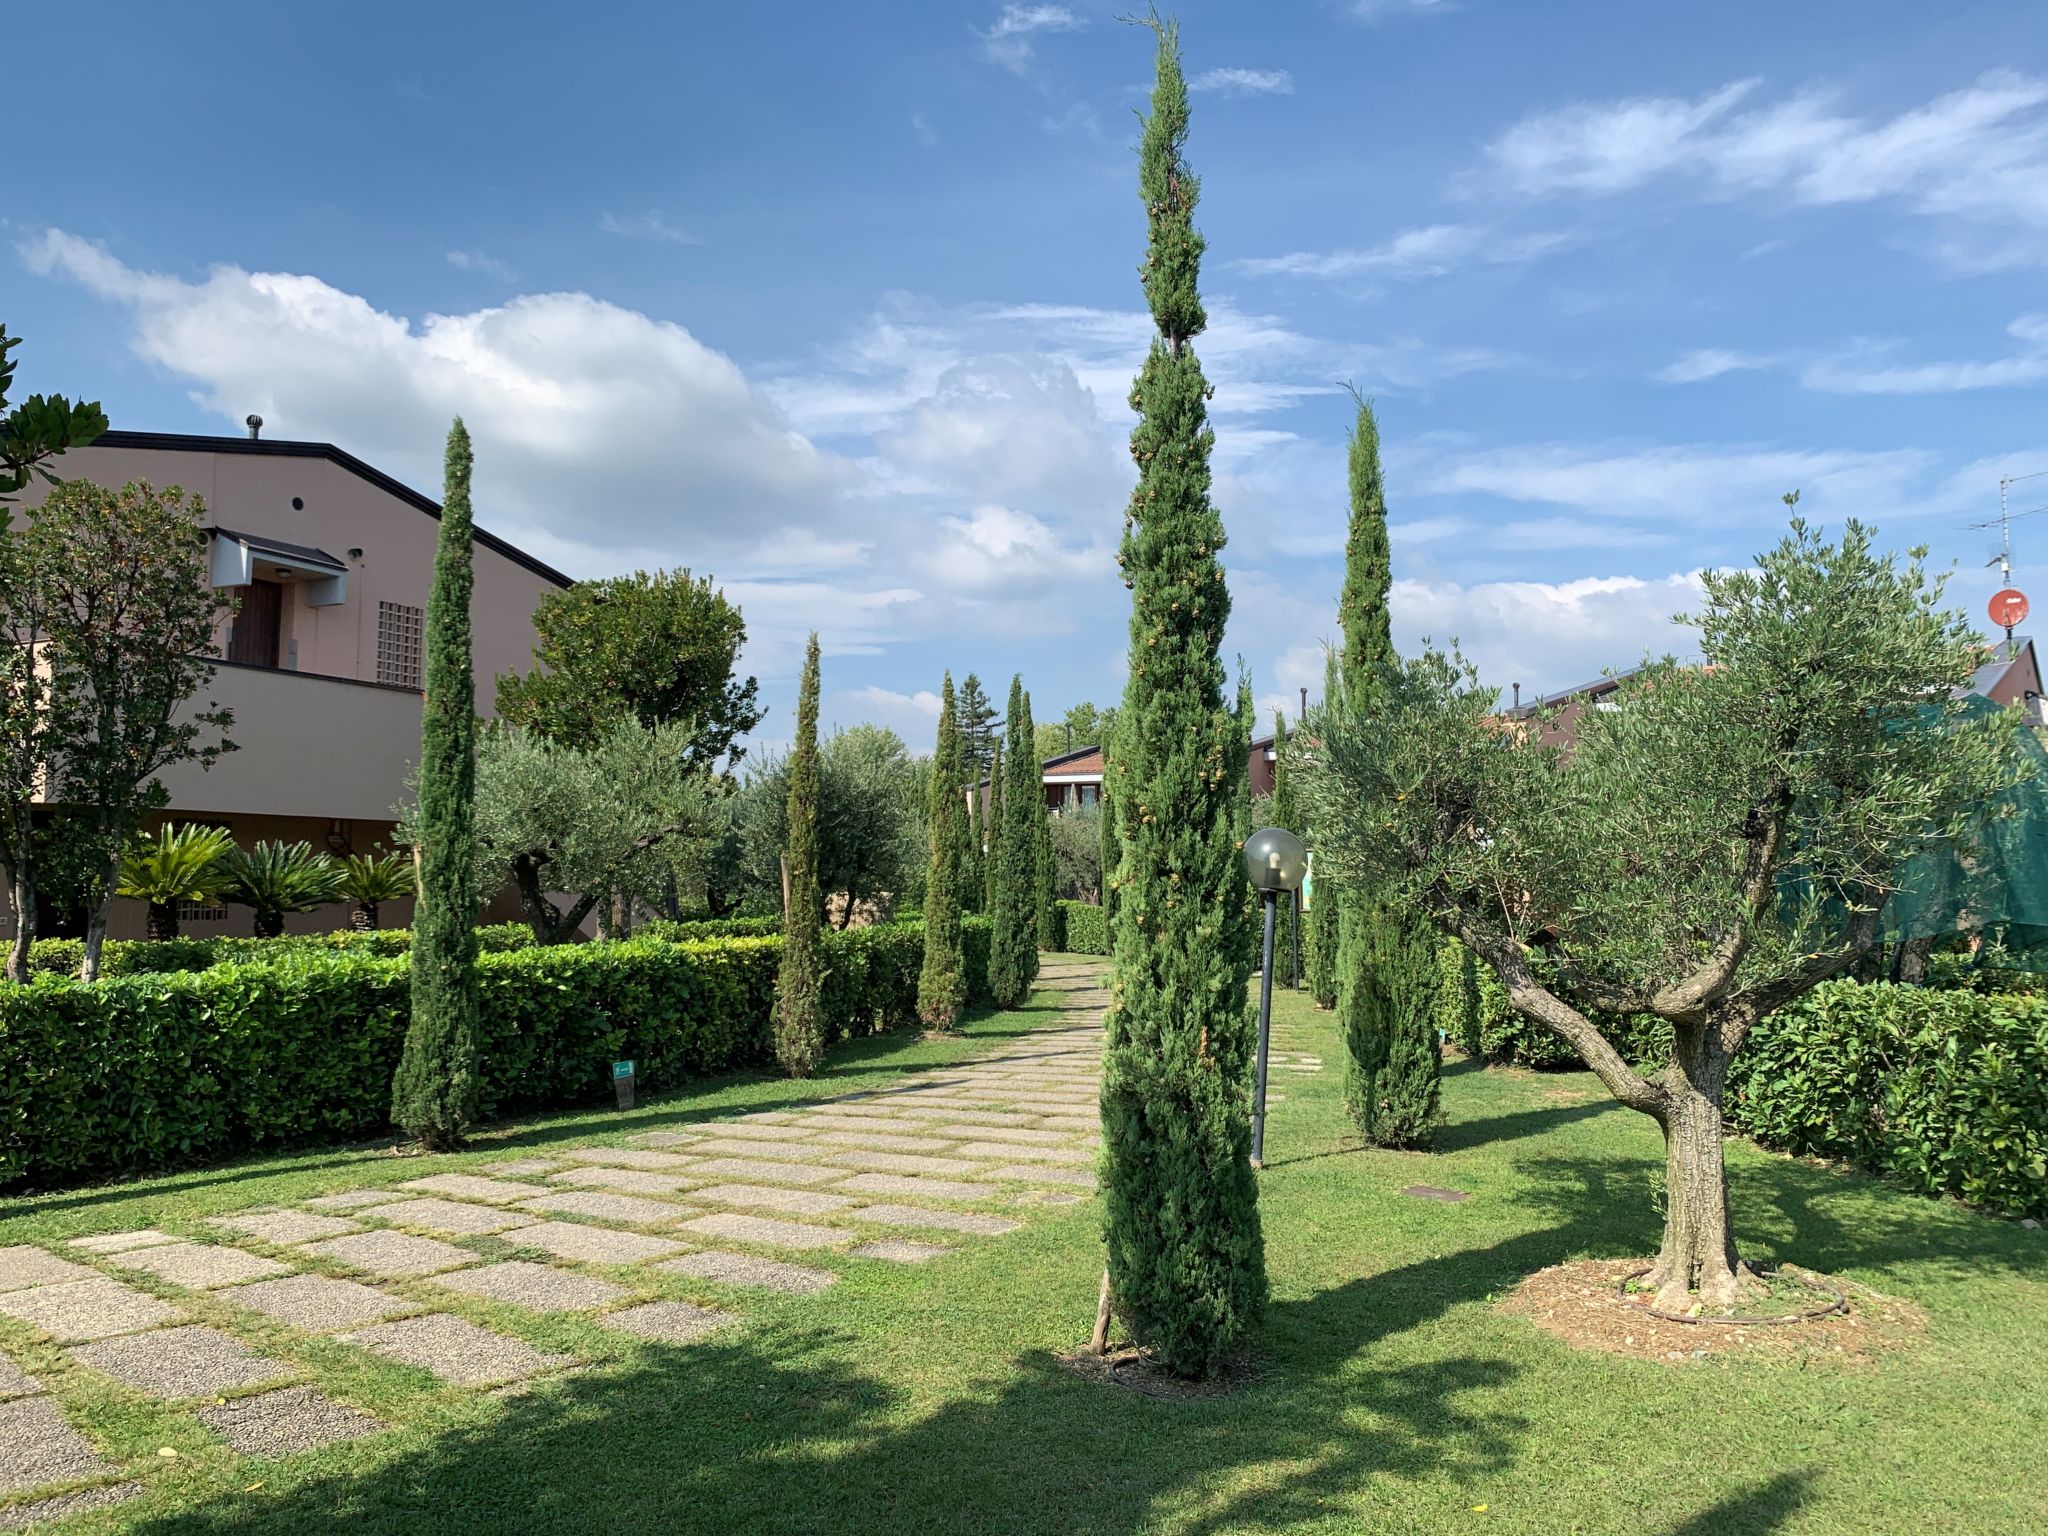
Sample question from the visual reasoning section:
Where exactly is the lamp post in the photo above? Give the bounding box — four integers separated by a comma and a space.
1243, 826, 1308, 1169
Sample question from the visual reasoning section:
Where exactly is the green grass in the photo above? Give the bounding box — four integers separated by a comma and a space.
4, 969, 2044, 1535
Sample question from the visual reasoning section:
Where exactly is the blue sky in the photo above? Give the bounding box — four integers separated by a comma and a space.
9, 0, 2048, 752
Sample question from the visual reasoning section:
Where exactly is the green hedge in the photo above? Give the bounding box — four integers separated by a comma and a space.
1727, 982, 2048, 1219
0, 916, 998, 1190
24, 923, 535, 977
1051, 899, 1108, 955
635, 915, 785, 944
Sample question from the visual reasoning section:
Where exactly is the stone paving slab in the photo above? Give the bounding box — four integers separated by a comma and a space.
69, 1324, 289, 1399
821, 1150, 984, 1177
109, 1242, 295, 1290
687, 1184, 859, 1216
685, 1157, 850, 1187
985, 1164, 1096, 1188
662, 1122, 811, 1143
339, 1314, 573, 1386
952, 1141, 1095, 1165
65, 1230, 181, 1255
677, 1213, 851, 1251
0, 1279, 182, 1342
515, 1191, 689, 1228
885, 1108, 1048, 1128
354, 1198, 528, 1236
213, 1210, 363, 1245
556, 1147, 695, 1172
482, 1159, 560, 1176
930, 1124, 1083, 1145
626, 1130, 702, 1148
835, 1173, 998, 1203
599, 1300, 732, 1345
0, 1481, 139, 1531
0, 1247, 97, 1294
0, 1356, 42, 1399
428, 1261, 628, 1312
300, 1231, 479, 1279
0, 1396, 110, 1494
303, 1190, 403, 1212
848, 1239, 952, 1264
844, 1204, 1022, 1237
227, 1275, 421, 1332
398, 1174, 548, 1204
546, 1165, 698, 1196
498, 1223, 686, 1267
657, 1252, 836, 1294
790, 1112, 932, 1135
196, 1385, 383, 1458
808, 1130, 961, 1154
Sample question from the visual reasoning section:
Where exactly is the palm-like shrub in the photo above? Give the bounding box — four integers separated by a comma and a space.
216, 841, 345, 938
115, 823, 234, 940
337, 852, 416, 931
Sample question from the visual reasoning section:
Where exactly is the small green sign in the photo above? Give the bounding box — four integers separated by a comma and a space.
612, 1060, 635, 1080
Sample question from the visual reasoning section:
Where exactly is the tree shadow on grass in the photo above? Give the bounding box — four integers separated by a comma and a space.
1432, 1098, 1617, 1154
1660, 1471, 1817, 1536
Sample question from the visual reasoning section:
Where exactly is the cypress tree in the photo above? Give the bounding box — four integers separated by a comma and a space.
918, 673, 967, 1028
1034, 783, 1058, 950
1270, 709, 1300, 988
1304, 648, 1342, 1009
960, 741, 984, 914
392, 419, 481, 1148
1098, 724, 1120, 914
1333, 396, 1441, 1146
988, 677, 1038, 1005
983, 732, 1003, 915
773, 632, 825, 1076
1098, 15, 1265, 1379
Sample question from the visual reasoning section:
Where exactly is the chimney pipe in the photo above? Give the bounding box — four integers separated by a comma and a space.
1299, 686, 1308, 719
1513, 682, 1522, 710
245, 414, 264, 441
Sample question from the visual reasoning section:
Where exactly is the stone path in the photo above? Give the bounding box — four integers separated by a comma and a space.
0, 959, 1110, 1524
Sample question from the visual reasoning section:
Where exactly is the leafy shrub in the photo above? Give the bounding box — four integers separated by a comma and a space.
1728, 981, 2048, 1219
636, 915, 784, 944
1053, 899, 1109, 955
0, 917, 998, 1189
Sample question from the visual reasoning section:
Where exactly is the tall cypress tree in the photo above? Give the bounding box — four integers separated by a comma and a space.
1270, 709, 1300, 988
1098, 15, 1264, 1379
919, 673, 966, 1028
392, 419, 481, 1148
773, 633, 825, 1076
1099, 721, 1121, 914
958, 746, 983, 915
1333, 397, 1441, 1145
983, 732, 1004, 916
989, 677, 1038, 1005
1304, 648, 1342, 1009
1034, 780, 1058, 950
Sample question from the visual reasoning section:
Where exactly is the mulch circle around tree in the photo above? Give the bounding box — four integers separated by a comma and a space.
1054, 1343, 1261, 1400
1497, 1258, 1927, 1366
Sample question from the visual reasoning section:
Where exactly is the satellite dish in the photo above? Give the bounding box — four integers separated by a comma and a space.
1989, 588, 2030, 629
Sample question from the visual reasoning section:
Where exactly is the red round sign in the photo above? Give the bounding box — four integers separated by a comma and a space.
1989, 588, 2030, 629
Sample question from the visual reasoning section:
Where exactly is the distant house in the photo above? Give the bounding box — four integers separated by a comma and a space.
1504, 636, 2044, 750
1032, 735, 1279, 814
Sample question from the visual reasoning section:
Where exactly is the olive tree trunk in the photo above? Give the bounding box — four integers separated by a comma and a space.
1645, 1022, 1745, 1313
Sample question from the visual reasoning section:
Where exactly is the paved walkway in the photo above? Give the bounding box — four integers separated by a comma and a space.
0, 960, 1110, 1528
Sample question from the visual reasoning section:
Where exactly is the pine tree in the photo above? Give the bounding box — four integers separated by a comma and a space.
988, 677, 1038, 1005
392, 420, 482, 1148
918, 673, 967, 1028
773, 633, 825, 1076
1333, 396, 1441, 1146
1098, 15, 1265, 1380
958, 673, 997, 773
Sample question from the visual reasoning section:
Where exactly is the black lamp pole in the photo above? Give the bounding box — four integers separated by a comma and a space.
1252, 888, 1277, 1168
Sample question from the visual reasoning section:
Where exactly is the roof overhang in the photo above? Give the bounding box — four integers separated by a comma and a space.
207, 526, 348, 607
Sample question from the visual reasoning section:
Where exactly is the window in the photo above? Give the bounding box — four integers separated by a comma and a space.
376, 601, 424, 688
178, 896, 228, 923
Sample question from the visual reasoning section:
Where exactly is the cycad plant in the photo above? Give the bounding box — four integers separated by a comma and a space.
217, 840, 345, 938
337, 851, 416, 931
115, 823, 234, 939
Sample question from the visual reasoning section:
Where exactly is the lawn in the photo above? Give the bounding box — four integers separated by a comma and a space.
3, 964, 2043, 1535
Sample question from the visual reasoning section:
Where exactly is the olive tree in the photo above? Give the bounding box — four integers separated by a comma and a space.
1297, 519, 2016, 1312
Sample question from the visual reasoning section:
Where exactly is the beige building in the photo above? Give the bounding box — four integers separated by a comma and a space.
13, 428, 569, 939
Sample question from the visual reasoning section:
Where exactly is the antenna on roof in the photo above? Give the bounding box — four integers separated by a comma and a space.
245, 414, 263, 441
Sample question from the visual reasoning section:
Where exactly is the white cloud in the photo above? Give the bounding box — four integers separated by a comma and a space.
598, 210, 703, 245
1481, 71, 2048, 269
1190, 67, 1294, 98
911, 111, 937, 147
445, 249, 516, 281
1347, 0, 1453, 20
1238, 224, 1571, 281
1801, 315, 2048, 394
1655, 348, 1775, 384
917, 505, 1108, 601
842, 685, 941, 718
977, 4, 1082, 74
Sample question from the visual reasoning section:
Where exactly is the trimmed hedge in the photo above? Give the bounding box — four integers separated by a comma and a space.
1051, 899, 1108, 956
24, 924, 534, 978
0, 915, 998, 1190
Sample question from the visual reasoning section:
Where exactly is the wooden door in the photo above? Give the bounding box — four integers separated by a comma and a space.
227, 579, 282, 667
